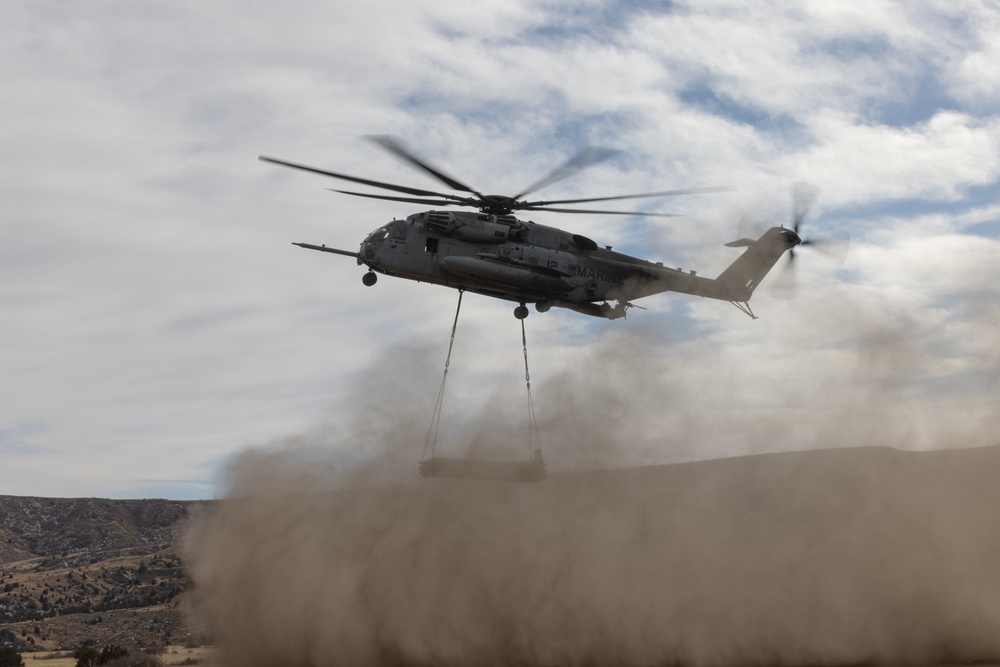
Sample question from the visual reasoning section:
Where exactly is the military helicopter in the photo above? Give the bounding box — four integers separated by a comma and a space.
261, 136, 837, 320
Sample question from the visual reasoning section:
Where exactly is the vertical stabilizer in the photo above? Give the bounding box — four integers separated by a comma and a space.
716, 227, 800, 296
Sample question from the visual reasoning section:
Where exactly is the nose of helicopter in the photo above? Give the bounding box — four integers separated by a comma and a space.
360, 228, 385, 263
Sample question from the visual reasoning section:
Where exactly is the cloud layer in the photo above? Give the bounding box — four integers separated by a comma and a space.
2, 0, 999, 497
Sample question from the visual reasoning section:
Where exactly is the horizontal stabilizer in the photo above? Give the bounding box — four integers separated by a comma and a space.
724, 238, 756, 248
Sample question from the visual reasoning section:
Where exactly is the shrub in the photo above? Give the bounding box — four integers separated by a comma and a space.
73, 644, 130, 667
99, 646, 128, 666
105, 654, 163, 667
73, 646, 100, 667
0, 647, 24, 667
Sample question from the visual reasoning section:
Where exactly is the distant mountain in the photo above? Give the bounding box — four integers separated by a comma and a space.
0, 496, 192, 564
0, 496, 204, 652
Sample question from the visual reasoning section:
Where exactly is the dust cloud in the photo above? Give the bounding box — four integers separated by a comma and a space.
183, 442, 1000, 667
182, 315, 1000, 666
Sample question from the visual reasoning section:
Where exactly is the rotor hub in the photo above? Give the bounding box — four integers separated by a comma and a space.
479, 195, 519, 216
780, 227, 802, 247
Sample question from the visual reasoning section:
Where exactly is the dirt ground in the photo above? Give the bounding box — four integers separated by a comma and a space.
22, 646, 213, 667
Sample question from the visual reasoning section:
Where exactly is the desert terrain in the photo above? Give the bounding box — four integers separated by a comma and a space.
4, 445, 1000, 667
0, 496, 205, 654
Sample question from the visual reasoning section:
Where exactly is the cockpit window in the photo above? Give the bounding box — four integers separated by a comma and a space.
365, 227, 389, 248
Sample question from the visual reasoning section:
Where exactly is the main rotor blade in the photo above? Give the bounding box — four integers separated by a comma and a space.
522, 185, 735, 208
517, 205, 681, 217
366, 135, 480, 195
259, 155, 455, 199
330, 189, 469, 207
512, 146, 621, 199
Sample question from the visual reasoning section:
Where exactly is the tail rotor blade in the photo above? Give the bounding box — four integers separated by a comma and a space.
769, 252, 798, 300
792, 182, 819, 233
800, 235, 850, 267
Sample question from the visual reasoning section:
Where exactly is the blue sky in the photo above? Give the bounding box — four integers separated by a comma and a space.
2, 0, 998, 499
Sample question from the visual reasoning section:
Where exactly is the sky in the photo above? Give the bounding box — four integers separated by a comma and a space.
2, 0, 999, 499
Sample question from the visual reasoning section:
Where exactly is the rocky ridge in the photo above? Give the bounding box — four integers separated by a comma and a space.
0, 496, 202, 652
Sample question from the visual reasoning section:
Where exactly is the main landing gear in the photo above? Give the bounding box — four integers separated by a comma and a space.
515, 299, 556, 318
362, 271, 377, 286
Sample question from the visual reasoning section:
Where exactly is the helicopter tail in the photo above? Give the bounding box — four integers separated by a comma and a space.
714, 227, 800, 298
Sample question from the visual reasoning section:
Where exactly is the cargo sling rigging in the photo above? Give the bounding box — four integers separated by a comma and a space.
419, 291, 546, 482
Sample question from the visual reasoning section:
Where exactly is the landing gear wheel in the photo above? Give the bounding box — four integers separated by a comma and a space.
362, 271, 377, 287
514, 305, 529, 320
535, 300, 551, 313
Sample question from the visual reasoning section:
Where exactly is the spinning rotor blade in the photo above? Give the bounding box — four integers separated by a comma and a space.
522, 185, 735, 208
790, 182, 850, 265
366, 135, 481, 195
770, 252, 799, 300
330, 189, 467, 207
259, 155, 458, 199
770, 182, 850, 299
792, 181, 819, 233
512, 146, 621, 199
518, 205, 681, 217
799, 235, 850, 267
264, 141, 734, 218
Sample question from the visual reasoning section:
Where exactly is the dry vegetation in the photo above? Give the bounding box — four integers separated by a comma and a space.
21, 646, 211, 667
0, 497, 208, 654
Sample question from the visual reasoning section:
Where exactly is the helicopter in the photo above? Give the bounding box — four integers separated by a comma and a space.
260, 136, 837, 320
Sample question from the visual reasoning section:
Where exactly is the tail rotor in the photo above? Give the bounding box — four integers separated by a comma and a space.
771, 183, 849, 299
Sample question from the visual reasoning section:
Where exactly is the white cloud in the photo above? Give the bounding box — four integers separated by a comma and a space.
2, 0, 998, 497
785, 111, 1000, 204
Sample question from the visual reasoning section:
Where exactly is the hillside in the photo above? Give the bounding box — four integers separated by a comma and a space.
0, 497, 189, 564
0, 496, 203, 652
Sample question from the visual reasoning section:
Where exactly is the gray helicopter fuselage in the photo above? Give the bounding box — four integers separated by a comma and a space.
352, 210, 796, 318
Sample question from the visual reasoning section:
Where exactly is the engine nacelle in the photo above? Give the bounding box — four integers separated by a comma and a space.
424, 211, 513, 244
439, 256, 572, 294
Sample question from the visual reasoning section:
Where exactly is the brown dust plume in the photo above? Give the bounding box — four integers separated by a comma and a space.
183, 295, 1000, 667
182, 442, 1000, 667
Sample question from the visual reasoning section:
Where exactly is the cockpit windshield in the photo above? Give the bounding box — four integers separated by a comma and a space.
365, 225, 390, 244
390, 220, 408, 239
368, 221, 407, 241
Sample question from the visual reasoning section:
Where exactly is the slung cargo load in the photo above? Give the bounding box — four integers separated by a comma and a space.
419, 450, 546, 484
